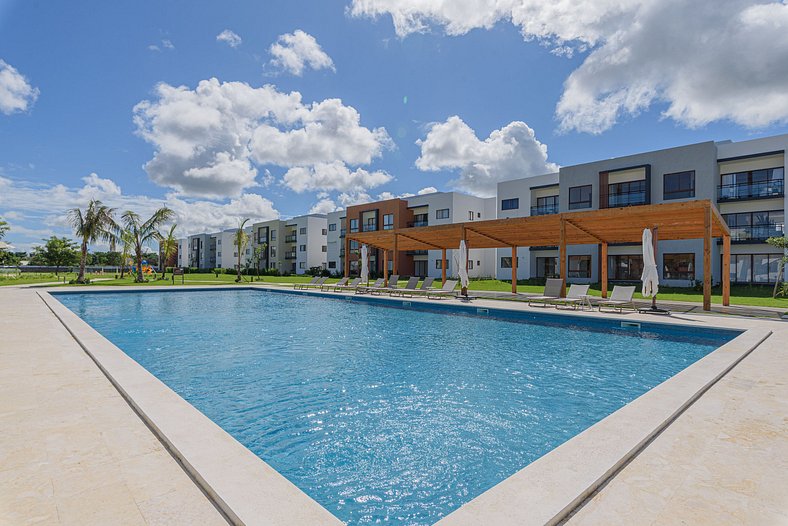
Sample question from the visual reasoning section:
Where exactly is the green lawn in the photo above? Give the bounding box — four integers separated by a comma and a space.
8, 271, 786, 309
0, 272, 85, 286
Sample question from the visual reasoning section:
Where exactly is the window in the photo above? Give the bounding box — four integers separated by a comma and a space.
501, 198, 519, 210
412, 213, 428, 227
321, 229, 327, 235
270, 247, 277, 258
217, 239, 222, 245
608, 255, 644, 281
328, 261, 336, 269
663, 253, 695, 280
663, 171, 695, 200
436, 208, 450, 219
299, 262, 305, 269
217, 251, 222, 258
500, 257, 520, 269
322, 245, 327, 252
365, 216, 377, 231
270, 230, 277, 241
467, 260, 474, 269
383, 213, 394, 230
730, 254, 781, 283
435, 259, 444, 269
328, 223, 337, 232
533, 195, 559, 215
569, 185, 593, 209
568, 255, 591, 278
723, 210, 784, 242
468, 211, 475, 220
233, 252, 237, 257
299, 244, 306, 252
349, 240, 358, 250
245, 248, 250, 255
607, 179, 647, 207
535, 257, 558, 278
349, 219, 359, 233
719, 167, 784, 200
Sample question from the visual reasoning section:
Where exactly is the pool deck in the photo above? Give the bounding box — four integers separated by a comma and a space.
1, 284, 786, 525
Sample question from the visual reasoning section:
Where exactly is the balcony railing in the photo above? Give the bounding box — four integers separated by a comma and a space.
408, 220, 429, 227
728, 223, 784, 242
605, 191, 647, 208
717, 180, 784, 201
284, 251, 297, 260
284, 234, 297, 243
362, 223, 378, 232
530, 204, 559, 216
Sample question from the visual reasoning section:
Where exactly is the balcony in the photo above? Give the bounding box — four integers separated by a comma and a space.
727, 223, 784, 242
408, 220, 429, 227
339, 249, 345, 257
605, 190, 647, 208
362, 222, 378, 232
284, 234, 297, 243
284, 251, 297, 260
718, 180, 784, 202
340, 228, 346, 238
530, 204, 559, 216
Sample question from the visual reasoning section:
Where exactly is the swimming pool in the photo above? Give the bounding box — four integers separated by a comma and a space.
56, 289, 736, 525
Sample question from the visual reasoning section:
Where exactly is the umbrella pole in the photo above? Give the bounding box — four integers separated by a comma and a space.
640, 226, 670, 315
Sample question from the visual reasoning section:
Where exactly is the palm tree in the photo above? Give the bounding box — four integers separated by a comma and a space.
234, 218, 250, 283
121, 208, 175, 283
67, 199, 118, 284
158, 224, 178, 279
118, 230, 133, 279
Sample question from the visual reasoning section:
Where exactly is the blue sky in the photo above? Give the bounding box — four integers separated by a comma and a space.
1, 0, 787, 250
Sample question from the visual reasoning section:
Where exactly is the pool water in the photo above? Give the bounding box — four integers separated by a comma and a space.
57, 289, 733, 525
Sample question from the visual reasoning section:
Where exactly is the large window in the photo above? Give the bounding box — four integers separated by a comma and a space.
436, 208, 450, 220
501, 198, 519, 210
608, 254, 643, 281
722, 210, 784, 242
607, 179, 647, 207
719, 167, 784, 201
328, 261, 336, 269
568, 255, 591, 278
663, 253, 695, 280
731, 254, 782, 283
349, 219, 359, 233
663, 170, 695, 200
535, 256, 558, 278
383, 213, 394, 230
569, 185, 592, 209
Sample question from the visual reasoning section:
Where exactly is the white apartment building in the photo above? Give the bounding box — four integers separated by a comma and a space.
326, 210, 345, 275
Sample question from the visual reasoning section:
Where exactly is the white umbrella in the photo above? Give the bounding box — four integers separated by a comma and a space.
458, 240, 469, 292
360, 244, 369, 283
641, 228, 659, 298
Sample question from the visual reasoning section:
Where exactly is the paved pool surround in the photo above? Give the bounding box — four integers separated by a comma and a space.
28, 284, 780, 525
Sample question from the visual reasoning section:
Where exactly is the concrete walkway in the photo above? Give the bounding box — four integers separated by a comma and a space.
566, 329, 788, 525
0, 288, 228, 526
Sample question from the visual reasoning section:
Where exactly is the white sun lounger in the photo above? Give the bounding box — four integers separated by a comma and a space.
527, 278, 564, 306
426, 279, 458, 299
390, 276, 419, 296
550, 284, 590, 309
597, 285, 637, 312
294, 276, 319, 290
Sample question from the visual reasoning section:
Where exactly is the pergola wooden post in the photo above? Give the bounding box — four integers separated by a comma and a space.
703, 204, 712, 311
344, 235, 350, 278
722, 234, 731, 307
559, 218, 567, 298
600, 242, 608, 299
511, 246, 518, 294
461, 225, 468, 296
441, 248, 447, 285
383, 248, 389, 286
392, 234, 399, 276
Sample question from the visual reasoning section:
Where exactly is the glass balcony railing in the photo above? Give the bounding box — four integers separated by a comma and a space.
284, 234, 297, 243
530, 204, 559, 216
728, 223, 784, 242
605, 191, 647, 208
408, 220, 429, 227
718, 180, 784, 201
284, 251, 297, 260
362, 223, 377, 232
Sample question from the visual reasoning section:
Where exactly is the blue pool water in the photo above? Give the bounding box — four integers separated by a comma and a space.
57, 289, 735, 525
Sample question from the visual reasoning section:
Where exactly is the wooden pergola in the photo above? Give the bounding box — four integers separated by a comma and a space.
346, 200, 731, 311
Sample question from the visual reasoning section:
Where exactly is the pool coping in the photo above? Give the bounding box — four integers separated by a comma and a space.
40, 285, 775, 526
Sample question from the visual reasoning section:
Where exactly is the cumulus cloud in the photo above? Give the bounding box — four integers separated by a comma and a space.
0, 174, 279, 251
283, 162, 392, 193
350, 0, 788, 132
133, 78, 391, 198
216, 29, 242, 48
416, 116, 557, 197
269, 30, 335, 76
0, 59, 39, 115
417, 186, 438, 195
308, 198, 340, 214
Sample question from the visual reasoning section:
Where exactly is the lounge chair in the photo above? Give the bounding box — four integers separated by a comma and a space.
426, 279, 458, 299
356, 277, 386, 294
300, 276, 328, 290
527, 278, 564, 307
294, 276, 319, 290
390, 276, 419, 297
597, 285, 636, 313
550, 284, 591, 310
331, 277, 362, 292
369, 275, 400, 295
417, 277, 434, 291
322, 277, 347, 291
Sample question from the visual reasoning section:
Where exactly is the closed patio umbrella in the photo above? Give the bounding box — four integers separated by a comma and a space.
458, 240, 469, 296
641, 228, 669, 314
360, 244, 369, 284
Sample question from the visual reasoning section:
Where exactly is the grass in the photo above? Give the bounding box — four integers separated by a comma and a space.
8, 270, 786, 309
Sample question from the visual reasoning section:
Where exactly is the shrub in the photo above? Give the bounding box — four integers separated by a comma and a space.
69, 278, 90, 284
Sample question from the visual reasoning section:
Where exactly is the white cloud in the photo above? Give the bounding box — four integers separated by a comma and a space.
308, 198, 340, 214
269, 30, 335, 76
0, 174, 279, 251
217, 29, 242, 48
283, 162, 391, 193
148, 39, 175, 52
0, 59, 39, 115
350, 0, 788, 132
133, 78, 391, 198
416, 116, 557, 197
417, 186, 438, 195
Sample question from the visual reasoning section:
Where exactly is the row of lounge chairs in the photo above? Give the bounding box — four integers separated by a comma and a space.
293, 275, 460, 299
525, 278, 636, 312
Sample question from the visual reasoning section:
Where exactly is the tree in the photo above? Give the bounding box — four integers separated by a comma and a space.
30, 236, 79, 275
117, 230, 133, 279
67, 199, 118, 284
766, 236, 788, 298
121, 208, 174, 283
158, 224, 178, 277
0, 219, 8, 240
250, 243, 266, 282
233, 218, 250, 282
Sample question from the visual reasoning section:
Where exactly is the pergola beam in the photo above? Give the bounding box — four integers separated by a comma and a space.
564, 218, 606, 244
